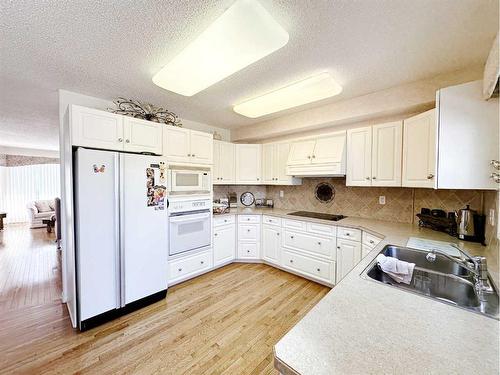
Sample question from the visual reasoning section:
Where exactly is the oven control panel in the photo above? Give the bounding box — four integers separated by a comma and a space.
168, 197, 212, 214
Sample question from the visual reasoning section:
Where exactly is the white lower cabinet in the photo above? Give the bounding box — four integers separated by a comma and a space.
283, 230, 335, 259
168, 250, 213, 285
213, 222, 236, 267
282, 250, 333, 284
336, 238, 362, 282
362, 244, 372, 259
237, 215, 261, 260
262, 224, 281, 265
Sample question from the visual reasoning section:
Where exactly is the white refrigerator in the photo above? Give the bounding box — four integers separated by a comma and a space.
74, 147, 168, 330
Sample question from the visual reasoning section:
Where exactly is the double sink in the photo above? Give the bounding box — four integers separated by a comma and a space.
362, 245, 499, 319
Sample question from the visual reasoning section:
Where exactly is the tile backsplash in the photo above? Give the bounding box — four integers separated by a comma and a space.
217, 178, 492, 226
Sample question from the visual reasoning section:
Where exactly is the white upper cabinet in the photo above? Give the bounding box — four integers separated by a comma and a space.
402, 109, 436, 188
71, 105, 124, 151
163, 127, 213, 164
123, 117, 163, 155
262, 142, 302, 185
235, 144, 262, 184
287, 140, 316, 166
213, 141, 235, 184
312, 135, 345, 165
437, 80, 499, 190
71, 105, 162, 154
347, 122, 402, 187
371, 121, 403, 186
346, 126, 372, 186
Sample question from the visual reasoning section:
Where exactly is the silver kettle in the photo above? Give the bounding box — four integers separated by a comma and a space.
455, 205, 476, 240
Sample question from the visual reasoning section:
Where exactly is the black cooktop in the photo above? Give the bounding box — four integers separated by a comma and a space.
287, 211, 346, 221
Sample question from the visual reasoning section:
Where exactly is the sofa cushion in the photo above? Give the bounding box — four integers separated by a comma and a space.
35, 200, 52, 213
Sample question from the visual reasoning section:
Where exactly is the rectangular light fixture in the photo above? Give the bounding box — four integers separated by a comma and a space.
152, 0, 289, 96
233, 72, 343, 118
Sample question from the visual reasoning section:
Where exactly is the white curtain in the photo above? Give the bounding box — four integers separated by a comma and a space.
0, 163, 60, 223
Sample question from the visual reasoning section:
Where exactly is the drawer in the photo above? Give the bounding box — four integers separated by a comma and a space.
238, 224, 260, 241
307, 222, 336, 236
263, 215, 281, 226
238, 242, 259, 259
238, 215, 261, 224
213, 215, 235, 227
282, 250, 334, 284
169, 251, 212, 282
337, 226, 362, 242
283, 230, 336, 260
283, 219, 307, 231
362, 232, 382, 248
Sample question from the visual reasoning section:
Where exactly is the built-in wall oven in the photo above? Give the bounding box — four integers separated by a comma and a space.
167, 165, 211, 195
168, 196, 212, 256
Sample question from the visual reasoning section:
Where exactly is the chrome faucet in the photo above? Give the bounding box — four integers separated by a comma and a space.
425, 246, 494, 297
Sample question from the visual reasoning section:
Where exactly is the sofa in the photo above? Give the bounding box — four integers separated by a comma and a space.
27, 199, 55, 228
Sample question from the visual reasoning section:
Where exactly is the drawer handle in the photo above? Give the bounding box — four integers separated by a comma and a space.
317, 268, 320, 272
369, 240, 374, 244
247, 229, 251, 232
317, 241, 321, 245
214, 233, 218, 236
346, 233, 350, 236
201, 261, 204, 264
247, 250, 250, 253
192, 154, 196, 157
178, 268, 182, 272
187, 154, 191, 157
290, 235, 294, 239
290, 259, 294, 263
337, 246, 340, 249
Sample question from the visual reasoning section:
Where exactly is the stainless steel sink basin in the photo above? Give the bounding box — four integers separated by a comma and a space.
362, 245, 499, 319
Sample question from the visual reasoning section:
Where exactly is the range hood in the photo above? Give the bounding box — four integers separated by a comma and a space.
286, 131, 346, 177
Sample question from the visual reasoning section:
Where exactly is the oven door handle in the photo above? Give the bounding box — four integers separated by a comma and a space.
169, 212, 210, 223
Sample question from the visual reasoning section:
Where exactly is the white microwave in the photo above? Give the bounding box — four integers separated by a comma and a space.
167, 166, 211, 194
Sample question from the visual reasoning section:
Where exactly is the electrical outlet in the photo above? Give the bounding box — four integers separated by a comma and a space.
379, 196, 386, 205
489, 209, 496, 226
279, 190, 284, 198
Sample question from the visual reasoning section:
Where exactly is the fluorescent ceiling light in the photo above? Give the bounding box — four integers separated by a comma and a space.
233, 73, 343, 118
152, 0, 289, 96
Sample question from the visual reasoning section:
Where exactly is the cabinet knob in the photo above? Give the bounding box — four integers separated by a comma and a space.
201, 261, 204, 264
372, 177, 376, 179
369, 240, 374, 244
192, 154, 195, 157
317, 241, 321, 245
214, 233, 218, 236
247, 229, 251, 232
178, 268, 182, 272
125, 139, 130, 143
290, 259, 294, 263
337, 246, 341, 249
366, 177, 370, 180
312, 155, 316, 158
188, 154, 191, 157
346, 232, 350, 236
427, 174, 434, 179
277, 232, 280, 236
307, 155, 311, 159
317, 268, 321, 272
290, 235, 294, 239
118, 138, 123, 142
257, 178, 260, 181
247, 250, 250, 253
224, 219, 227, 222
247, 218, 250, 221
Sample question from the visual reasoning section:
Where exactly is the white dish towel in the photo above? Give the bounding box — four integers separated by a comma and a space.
376, 254, 416, 285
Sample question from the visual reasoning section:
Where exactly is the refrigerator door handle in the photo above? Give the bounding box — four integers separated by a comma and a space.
119, 154, 126, 308
114, 152, 122, 309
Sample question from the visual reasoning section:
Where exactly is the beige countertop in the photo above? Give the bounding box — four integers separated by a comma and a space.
214, 207, 500, 374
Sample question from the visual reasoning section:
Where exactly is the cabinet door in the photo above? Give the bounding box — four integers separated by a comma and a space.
262, 144, 275, 184
123, 117, 163, 155
163, 127, 191, 162
346, 126, 372, 186
371, 121, 402, 187
336, 238, 361, 281
276, 143, 291, 183
402, 109, 436, 188
262, 225, 280, 265
213, 141, 221, 184
437, 80, 499, 190
213, 225, 235, 266
71, 105, 124, 151
219, 141, 235, 183
235, 144, 262, 184
190, 130, 213, 164
287, 140, 315, 166
312, 133, 345, 165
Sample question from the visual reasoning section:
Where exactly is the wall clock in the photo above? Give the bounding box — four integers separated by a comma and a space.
240, 192, 255, 206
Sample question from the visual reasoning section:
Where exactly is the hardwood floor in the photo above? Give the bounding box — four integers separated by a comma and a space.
0, 224, 60, 312
0, 262, 329, 374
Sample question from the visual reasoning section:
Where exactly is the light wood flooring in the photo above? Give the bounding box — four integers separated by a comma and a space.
0, 224, 61, 312
0, 226, 329, 374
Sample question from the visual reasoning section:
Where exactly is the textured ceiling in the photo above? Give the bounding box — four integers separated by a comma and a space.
0, 0, 498, 150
